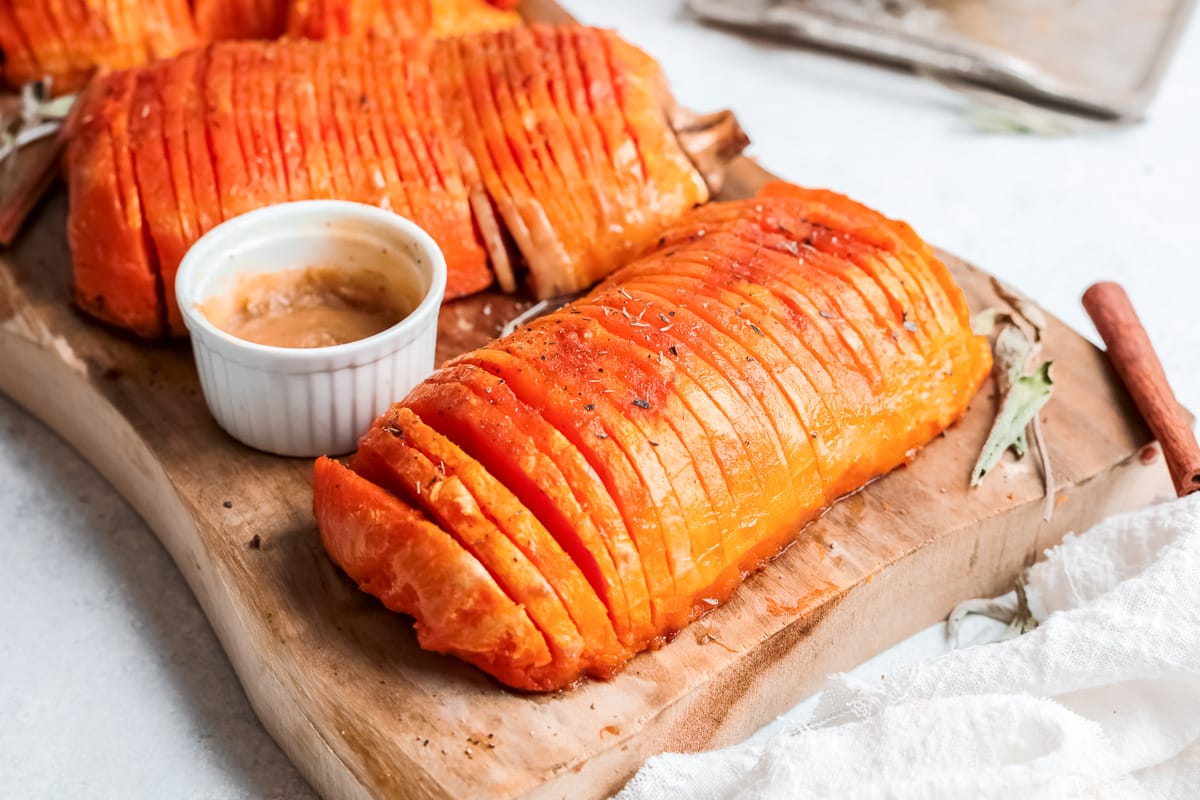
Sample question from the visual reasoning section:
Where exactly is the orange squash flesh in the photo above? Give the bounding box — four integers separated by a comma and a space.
358, 409, 631, 685
311, 41, 352, 200
431, 0, 519, 35
230, 44, 269, 213
686, 237, 902, 410
628, 239, 955, 501
42, 0, 84, 87
452, 347, 685, 634
727, 223, 899, 377
454, 32, 575, 298
203, 45, 249, 221
567, 27, 645, 218
667, 225, 899, 383
529, 26, 619, 254
68, 75, 163, 338
394, 387, 631, 675
485, 30, 590, 292
386, 37, 492, 297
436, 35, 539, 292
351, 414, 587, 686
313, 457, 553, 688
271, 43, 310, 203
618, 250, 858, 431
600, 33, 709, 255
0, 1, 41, 88
662, 254, 897, 490
161, 51, 202, 248
671, 197, 991, 491
485, 317, 713, 623
582, 294, 767, 485
194, 0, 288, 41
330, 41, 376, 202
649, 206, 888, 383
0, 0, 506, 94
13, 0, 73, 89
504, 28, 604, 264
5, 0, 198, 94
140, 0, 201, 65
429, 364, 659, 648
758, 183, 969, 334
571, 303, 743, 596
399, 37, 469, 218
357, 42, 415, 218
597, 283, 811, 513
156, 59, 203, 335
554, 307, 734, 590
243, 43, 288, 206
651, 197, 940, 339
666, 247, 880, 417
620, 273, 837, 489
286, 41, 335, 201
129, 66, 189, 336
408, 370, 639, 645
283, 0, 517, 40
253, 44, 291, 204
539, 27, 624, 232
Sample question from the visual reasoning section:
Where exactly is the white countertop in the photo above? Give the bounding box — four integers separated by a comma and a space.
2, 3, 1197, 797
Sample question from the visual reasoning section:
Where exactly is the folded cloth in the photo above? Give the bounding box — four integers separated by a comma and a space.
618, 494, 1200, 800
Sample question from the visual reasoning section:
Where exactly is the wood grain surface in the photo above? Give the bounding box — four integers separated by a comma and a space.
0, 4, 1174, 797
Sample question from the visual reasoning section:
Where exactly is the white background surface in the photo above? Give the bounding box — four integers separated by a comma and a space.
2, 2, 1197, 797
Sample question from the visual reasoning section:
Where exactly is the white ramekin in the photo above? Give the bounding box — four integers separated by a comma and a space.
176, 201, 446, 458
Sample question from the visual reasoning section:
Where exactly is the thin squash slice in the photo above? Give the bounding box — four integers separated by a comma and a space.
285, 0, 518, 39
371, 400, 631, 677
67, 74, 162, 337
454, 346, 686, 634
423, 364, 659, 648
314, 457, 551, 685
353, 411, 595, 691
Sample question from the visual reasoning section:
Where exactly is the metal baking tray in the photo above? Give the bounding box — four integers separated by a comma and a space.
687, 0, 1196, 120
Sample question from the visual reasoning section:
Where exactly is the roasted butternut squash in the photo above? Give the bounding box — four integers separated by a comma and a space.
1, 0, 517, 92
65, 27, 712, 337
314, 184, 993, 691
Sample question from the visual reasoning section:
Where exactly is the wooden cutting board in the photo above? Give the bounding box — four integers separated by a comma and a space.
0, 3, 1173, 798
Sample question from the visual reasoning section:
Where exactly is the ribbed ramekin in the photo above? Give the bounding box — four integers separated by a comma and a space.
176, 201, 446, 458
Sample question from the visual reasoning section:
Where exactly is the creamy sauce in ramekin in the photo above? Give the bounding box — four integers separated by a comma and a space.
200, 267, 416, 349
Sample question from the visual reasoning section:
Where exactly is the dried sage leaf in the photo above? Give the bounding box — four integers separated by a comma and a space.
971, 307, 1004, 336
971, 360, 1054, 486
947, 577, 1038, 646
990, 277, 1048, 341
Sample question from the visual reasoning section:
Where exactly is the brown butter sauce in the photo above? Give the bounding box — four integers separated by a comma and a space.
201, 267, 413, 349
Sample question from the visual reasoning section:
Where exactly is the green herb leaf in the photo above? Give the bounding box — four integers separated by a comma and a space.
971, 360, 1054, 487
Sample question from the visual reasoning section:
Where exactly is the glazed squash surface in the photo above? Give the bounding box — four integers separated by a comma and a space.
314, 183, 994, 691
65, 26, 706, 336
0, 0, 519, 91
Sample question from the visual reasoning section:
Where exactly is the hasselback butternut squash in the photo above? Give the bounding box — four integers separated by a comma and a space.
65, 26, 714, 336
314, 183, 994, 691
0, 0, 517, 92
1, 0, 200, 93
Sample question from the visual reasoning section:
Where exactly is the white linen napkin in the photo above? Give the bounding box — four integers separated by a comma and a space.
618, 494, 1200, 800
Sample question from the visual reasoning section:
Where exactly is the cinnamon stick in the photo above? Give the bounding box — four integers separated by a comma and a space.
1083, 281, 1200, 497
